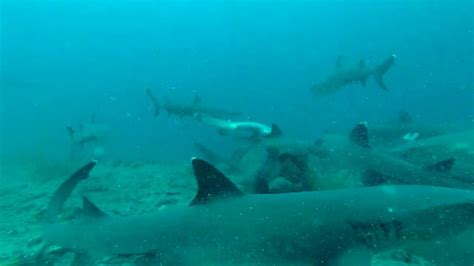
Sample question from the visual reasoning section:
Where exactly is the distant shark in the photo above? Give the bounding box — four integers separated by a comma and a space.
311, 54, 396, 95
66, 115, 109, 147
146, 88, 242, 119
197, 113, 282, 139
319, 123, 474, 189
42, 159, 474, 265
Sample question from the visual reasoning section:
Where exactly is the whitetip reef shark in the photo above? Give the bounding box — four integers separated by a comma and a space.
197, 113, 282, 139
311, 54, 396, 95
66, 116, 109, 148
42, 158, 474, 265
319, 122, 474, 189
146, 88, 242, 119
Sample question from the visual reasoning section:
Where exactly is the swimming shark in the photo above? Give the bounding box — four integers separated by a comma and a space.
311, 54, 396, 95
319, 123, 474, 189
66, 119, 109, 148
42, 158, 474, 265
146, 88, 242, 119
197, 113, 282, 139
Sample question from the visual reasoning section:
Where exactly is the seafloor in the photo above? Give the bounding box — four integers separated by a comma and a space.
0, 152, 472, 265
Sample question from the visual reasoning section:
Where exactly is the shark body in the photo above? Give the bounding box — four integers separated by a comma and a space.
43, 159, 474, 265
146, 88, 242, 119
319, 123, 474, 188
311, 54, 396, 95
197, 113, 281, 139
66, 123, 108, 147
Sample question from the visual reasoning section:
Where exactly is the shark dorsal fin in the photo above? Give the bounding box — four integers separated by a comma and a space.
424, 158, 455, 173
190, 158, 243, 206
82, 196, 107, 218
350, 122, 371, 148
268, 123, 282, 137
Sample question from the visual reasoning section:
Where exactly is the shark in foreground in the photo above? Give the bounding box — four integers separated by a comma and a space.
311, 54, 396, 95
43, 158, 474, 265
146, 88, 242, 119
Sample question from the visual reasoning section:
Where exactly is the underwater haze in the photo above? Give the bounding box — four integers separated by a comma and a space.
1, 0, 474, 265
2, 0, 472, 161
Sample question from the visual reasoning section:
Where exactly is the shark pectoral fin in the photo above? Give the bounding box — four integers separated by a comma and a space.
82, 196, 107, 218
331, 248, 372, 266
374, 74, 388, 91
424, 158, 456, 173
350, 122, 371, 149
190, 158, 244, 206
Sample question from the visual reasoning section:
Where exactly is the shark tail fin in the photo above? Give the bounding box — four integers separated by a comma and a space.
424, 158, 455, 173
373, 54, 396, 91
45, 161, 97, 223
190, 158, 243, 205
268, 123, 282, 137
350, 122, 371, 149
66, 124, 75, 139
146, 88, 160, 116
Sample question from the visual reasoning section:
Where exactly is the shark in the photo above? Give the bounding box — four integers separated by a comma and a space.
318, 123, 474, 189
389, 128, 474, 178
66, 116, 109, 147
196, 113, 282, 139
42, 158, 474, 265
146, 88, 242, 119
311, 54, 396, 95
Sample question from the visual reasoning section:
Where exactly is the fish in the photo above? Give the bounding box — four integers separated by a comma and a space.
197, 113, 281, 139
66, 119, 109, 147
319, 122, 474, 188
311, 54, 396, 95
146, 88, 242, 119
42, 158, 474, 265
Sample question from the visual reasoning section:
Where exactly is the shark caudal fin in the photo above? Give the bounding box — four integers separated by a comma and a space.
66, 125, 76, 139
350, 122, 371, 149
146, 88, 161, 116
373, 54, 396, 91
45, 161, 96, 222
190, 158, 244, 206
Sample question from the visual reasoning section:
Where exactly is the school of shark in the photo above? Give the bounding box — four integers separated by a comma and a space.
2, 53, 474, 266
